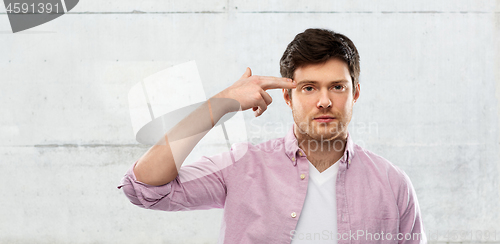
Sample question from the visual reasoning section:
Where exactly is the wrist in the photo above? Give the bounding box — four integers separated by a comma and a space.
209, 97, 241, 116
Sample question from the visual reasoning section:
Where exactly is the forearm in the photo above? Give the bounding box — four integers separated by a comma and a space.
133, 97, 240, 186
131, 68, 295, 186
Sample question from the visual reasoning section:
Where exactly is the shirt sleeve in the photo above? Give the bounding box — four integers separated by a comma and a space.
397, 172, 427, 244
117, 154, 230, 211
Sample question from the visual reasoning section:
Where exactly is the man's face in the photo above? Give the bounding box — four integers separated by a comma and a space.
283, 58, 360, 143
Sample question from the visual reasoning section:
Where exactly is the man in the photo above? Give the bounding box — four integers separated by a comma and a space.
119, 28, 426, 243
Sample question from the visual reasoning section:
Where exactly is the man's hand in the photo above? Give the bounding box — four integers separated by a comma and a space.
134, 67, 296, 186
214, 67, 296, 117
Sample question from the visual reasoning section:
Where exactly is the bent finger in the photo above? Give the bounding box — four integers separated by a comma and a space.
254, 98, 268, 117
259, 89, 273, 105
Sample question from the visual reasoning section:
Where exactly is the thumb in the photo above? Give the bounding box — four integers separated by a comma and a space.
240, 67, 252, 79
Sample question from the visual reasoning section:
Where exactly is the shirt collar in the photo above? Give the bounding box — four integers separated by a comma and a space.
283, 124, 356, 167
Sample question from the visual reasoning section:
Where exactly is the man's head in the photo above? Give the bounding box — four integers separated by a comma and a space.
280, 28, 360, 98
281, 28, 360, 145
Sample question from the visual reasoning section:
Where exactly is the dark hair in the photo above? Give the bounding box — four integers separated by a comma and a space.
280, 28, 360, 97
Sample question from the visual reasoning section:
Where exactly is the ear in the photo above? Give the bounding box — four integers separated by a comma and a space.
353, 83, 360, 103
283, 89, 292, 109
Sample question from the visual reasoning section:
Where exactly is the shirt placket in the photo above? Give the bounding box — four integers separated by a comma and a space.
337, 155, 351, 244
286, 149, 309, 243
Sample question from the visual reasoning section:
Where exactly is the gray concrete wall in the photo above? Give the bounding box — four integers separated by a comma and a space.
1, 0, 499, 243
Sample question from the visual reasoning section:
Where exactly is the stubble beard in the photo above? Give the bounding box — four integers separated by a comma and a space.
290, 97, 355, 154
292, 108, 348, 143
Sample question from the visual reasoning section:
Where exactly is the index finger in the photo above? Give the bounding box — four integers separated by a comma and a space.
258, 76, 297, 91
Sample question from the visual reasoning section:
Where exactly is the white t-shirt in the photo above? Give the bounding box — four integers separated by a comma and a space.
291, 159, 339, 244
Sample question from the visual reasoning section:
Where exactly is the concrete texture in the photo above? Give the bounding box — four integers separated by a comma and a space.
0, 0, 499, 243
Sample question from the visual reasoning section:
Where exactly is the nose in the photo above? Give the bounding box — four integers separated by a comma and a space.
316, 90, 332, 109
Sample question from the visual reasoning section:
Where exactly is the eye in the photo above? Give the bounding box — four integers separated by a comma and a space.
332, 85, 345, 91
303, 86, 314, 92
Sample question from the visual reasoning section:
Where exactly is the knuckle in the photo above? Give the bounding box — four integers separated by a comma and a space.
252, 76, 263, 82
252, 93, 262, 101
267, 95, 273, 103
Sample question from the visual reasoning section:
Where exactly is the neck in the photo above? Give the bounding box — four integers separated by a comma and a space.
294, 125, 347, 172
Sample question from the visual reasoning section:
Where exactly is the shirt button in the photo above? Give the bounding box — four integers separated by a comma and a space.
291, 157, 295, 161
291, 212, 297, 218
298, 151, 303, 156
300, 174, 306, 180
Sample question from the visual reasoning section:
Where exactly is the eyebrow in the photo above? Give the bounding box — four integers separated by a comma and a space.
296, 79, 349, 86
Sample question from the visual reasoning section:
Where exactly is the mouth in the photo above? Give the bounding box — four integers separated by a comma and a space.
313, 115, 336, 123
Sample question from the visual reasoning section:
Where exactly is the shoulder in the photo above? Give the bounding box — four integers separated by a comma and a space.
255, 137, 286, 152
350, 144, 424, 226
240, 136, 286, 153
352, 144, 419, 213
354, 144, 406, 175
352, 144, 414, 193
223, 136, 286, 162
